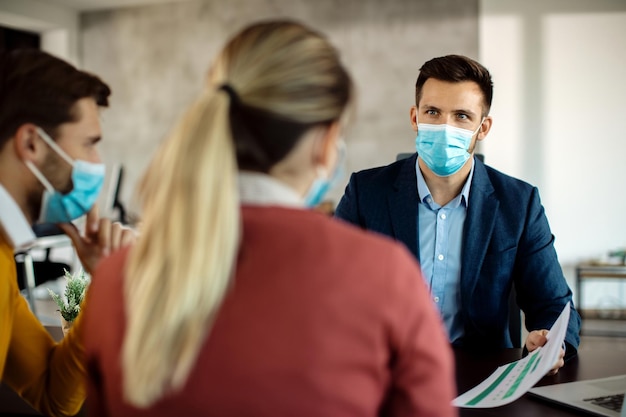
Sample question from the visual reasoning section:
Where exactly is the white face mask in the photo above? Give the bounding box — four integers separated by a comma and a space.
303, 139, 346, 208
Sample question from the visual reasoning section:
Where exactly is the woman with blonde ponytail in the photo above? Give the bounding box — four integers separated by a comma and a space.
83, 20, 456, 417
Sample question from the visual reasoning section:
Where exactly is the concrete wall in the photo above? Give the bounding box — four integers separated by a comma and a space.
480, 0, 626, 310
79, 0, 479, 214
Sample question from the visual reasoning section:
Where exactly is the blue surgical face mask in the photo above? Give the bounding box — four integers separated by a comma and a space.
415, 119, 484, 177
25, 127, 105, 223
304, 140, 346, 208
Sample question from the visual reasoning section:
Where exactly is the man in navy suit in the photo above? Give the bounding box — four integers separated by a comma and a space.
335, 55, 580, 373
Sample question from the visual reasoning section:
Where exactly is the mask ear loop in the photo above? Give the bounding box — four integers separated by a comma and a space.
24, 159, 57, 223
35, 127, 75, 167
459, 117, 487, 156
472, 117, 486, 136
330, 139, 347, 183
314, 165, 329, 181
24, 161, 56, 194
317, 138, 346, 181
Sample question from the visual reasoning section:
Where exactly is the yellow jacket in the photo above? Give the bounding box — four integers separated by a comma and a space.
0, 236, 85, 416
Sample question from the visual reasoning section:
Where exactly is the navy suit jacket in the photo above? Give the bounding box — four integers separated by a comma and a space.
335, 154, 581, 353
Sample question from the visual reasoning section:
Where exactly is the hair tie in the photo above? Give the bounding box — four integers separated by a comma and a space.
219, 84, 240, 104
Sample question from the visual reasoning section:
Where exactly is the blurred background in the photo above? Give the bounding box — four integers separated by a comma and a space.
1, 0, 625, 325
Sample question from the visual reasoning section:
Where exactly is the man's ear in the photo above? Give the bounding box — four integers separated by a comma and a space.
409, 106, 418, 132
13, 124, 45, 162
477, 116, 493, 142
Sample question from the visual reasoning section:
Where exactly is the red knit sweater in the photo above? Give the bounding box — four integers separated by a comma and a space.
84, 206, 456, 417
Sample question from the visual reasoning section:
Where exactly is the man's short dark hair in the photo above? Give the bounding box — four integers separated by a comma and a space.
0, 49, 111, 149
415, 54, 493, 116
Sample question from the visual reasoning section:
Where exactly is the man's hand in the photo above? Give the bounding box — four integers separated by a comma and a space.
58, 206, 136, 274
525, 329, 565, 375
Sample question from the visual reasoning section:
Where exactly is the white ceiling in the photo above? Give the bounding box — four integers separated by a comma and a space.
46, 0, 197, 12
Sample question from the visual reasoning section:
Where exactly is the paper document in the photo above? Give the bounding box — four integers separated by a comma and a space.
453, 302, 571, 408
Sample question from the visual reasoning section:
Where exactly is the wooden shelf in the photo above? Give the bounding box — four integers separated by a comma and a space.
575, 263, 626, 321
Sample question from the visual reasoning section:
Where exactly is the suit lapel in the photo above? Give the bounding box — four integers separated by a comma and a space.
462, 159, 499, 296
388, 154, 420, 260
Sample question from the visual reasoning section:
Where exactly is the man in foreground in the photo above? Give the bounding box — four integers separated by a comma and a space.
0, 49, 133, 416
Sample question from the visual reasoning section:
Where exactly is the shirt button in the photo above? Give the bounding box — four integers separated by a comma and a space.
434, 296, 440, 303
437, 254, 444, 261
440, 213, 447, 220
426, 197, 432, 204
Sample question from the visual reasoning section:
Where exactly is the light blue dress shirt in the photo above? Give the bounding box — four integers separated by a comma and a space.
415, 160, 474, 344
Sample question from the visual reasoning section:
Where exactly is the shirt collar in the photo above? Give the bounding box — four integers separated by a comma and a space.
238, 171, 304, 208
415, 158, 475, 209
0, 184, 36, 250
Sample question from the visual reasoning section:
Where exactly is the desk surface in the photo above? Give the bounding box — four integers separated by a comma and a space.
2, 333, 625, 416
456, 346, 626, 416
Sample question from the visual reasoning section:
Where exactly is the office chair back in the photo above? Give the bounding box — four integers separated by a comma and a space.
103, 164, 128, 224
15, 224, 70, 291
508, 287, 522, 348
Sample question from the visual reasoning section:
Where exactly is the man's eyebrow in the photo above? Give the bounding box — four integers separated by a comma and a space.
454, 108, 478, 117
422, 104, 441, 111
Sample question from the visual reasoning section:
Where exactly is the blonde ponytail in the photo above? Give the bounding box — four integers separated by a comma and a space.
122, 90, 240, 407
119, 19, 353, 408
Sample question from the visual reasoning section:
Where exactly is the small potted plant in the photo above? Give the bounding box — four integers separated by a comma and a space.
48, 269, 90, 336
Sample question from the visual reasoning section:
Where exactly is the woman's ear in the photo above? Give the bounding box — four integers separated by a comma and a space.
316, 121, 341, 167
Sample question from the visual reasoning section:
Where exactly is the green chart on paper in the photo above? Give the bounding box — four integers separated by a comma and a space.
466, 351, 540, 405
